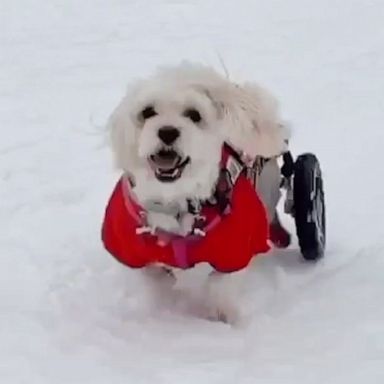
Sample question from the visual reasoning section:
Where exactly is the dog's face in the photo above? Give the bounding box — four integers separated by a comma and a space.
109, 69, 225, 203
134, 85, 222, 184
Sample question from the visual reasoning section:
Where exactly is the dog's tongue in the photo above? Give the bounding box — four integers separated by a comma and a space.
153, 151, 179, 170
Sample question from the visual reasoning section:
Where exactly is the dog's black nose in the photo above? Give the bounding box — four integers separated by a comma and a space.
158, 126, 180, 145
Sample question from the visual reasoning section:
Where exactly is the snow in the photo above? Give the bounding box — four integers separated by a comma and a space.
1, 0, 384, 382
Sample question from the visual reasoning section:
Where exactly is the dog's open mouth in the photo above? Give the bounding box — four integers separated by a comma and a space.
148, 149, 190, 182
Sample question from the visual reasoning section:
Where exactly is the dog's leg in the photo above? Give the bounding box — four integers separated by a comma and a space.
257, 158, 291, 247
204, 268, 247, 324
256, 158, 281, 223
141, 264, 177, 307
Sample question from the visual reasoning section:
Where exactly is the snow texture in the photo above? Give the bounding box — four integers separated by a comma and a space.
1, 0, 384, 383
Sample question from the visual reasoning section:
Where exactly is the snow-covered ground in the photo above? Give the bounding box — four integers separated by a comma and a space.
1, 0, 384, 382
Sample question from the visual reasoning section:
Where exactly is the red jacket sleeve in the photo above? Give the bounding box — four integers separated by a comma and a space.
102, 179, 147, 269
207, 177, 270, 273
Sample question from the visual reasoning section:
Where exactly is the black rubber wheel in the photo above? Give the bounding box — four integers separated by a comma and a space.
293, 153, 326, 261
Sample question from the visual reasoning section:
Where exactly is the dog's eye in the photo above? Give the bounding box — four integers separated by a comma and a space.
183, 108, 202, 123
141, 106, 157, 120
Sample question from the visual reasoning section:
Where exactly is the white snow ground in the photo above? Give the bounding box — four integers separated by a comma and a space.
1, 0, 384, 383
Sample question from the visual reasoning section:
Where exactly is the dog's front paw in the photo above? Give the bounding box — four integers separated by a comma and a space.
143, 264, 177, 289
142, 265, 177, 308
203, 270, 246, 325
206, 301, 241, 325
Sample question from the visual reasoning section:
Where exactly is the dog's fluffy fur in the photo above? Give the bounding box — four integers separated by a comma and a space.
108, 62, 288, 323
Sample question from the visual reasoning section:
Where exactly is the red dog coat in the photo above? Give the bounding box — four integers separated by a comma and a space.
102, 149, 270, 273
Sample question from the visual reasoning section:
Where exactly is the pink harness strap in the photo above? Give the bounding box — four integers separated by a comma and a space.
171, 238, 189, 269
156, 230, 204, 269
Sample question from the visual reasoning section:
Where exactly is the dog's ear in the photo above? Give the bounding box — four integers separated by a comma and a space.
207, 82, 289, 158
201, 88, 226, 120
108, 87, 139, 171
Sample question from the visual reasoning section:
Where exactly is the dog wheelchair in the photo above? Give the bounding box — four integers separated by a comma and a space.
247, 151, 326, 261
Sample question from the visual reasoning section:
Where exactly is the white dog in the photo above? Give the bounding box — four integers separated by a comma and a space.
104, 62, 288, 323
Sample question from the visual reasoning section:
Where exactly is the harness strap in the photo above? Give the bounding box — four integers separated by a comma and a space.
171, 239, 189, 269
